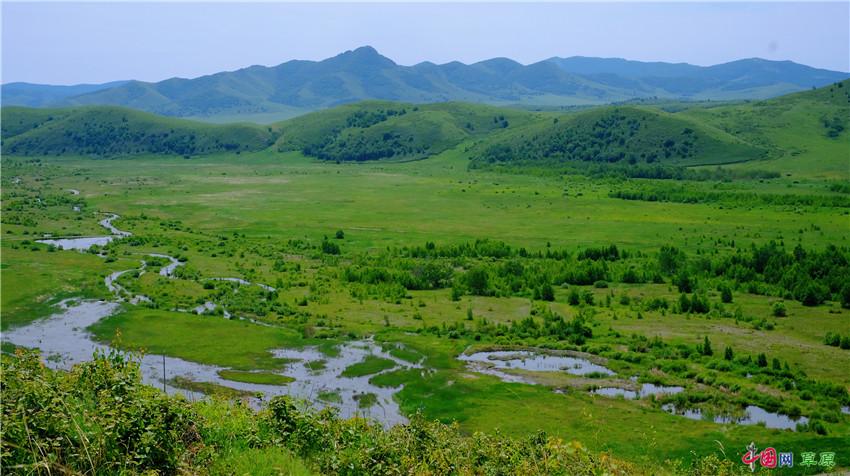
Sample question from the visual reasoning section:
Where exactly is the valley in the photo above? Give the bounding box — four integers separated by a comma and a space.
3, 78, 849, 472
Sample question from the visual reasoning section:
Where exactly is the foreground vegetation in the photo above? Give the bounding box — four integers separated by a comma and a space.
3, 348, 683, 475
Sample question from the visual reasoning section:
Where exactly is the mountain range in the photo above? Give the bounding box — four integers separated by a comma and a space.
3, 46, 848, 122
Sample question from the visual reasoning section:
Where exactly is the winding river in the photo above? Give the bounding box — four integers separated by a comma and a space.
8, 213, 418, 426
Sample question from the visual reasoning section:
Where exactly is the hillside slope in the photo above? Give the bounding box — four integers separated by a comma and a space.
676, 79, 850, 178
274, 101, 539, 162
1, 106, 276, 157
469, 106, 765, 170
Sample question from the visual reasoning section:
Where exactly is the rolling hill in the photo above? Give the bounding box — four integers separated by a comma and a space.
0, 106, 276, 157
2, 80, 847, 179
3, 47, 847, 121
675, 79, 850, 178
468, 106, 765, 170
274, 101, 539, 162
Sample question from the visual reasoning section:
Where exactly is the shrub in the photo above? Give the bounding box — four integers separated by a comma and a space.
719, 284, 733, 303
321, 239, 340, 255
2, 349, 198, 474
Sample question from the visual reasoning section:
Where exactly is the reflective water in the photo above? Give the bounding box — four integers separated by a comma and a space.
99, 213, 131, 237
458, 350, 614, 384
207, 277, 276, 292
661, 404, 808, 430
148, 253, 183, 277
37, 236, 114, 250
592, 383, 684, 399
36, 213, 129, 251
193, 301, 218, 314
4, 248, 418, 426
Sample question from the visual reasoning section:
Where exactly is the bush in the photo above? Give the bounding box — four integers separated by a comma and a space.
466, 266, 491, 296
772, 301, 787, 317
719, 284, 733, 303
263, 395, 636, 475
568, 288, 581, 305
2, 349, 198, 474
321, 239, 340, 255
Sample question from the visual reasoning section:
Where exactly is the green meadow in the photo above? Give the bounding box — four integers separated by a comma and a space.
2, 82, 849, 474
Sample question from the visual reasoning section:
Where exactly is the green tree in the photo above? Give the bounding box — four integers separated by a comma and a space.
658, 245, 684, 275
568, 288, 581, 306
840, 284, 850, 309
451, 284, 463, 302
719, 284, 733, 303
321, 239, 340, 255
466, 267, 490, 296
724, 346, 734, 361
678, 293, 690, 313
675, 272, 694, 293
539, 284, 555, 302
702, 336, 713, 356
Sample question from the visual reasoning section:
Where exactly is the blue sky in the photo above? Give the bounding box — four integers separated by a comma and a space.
2, 2, 848, 85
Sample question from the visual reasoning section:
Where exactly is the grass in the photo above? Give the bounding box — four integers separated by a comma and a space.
218, 370, 295, 385
0, 245, 131, 330
88, 308, 303, 371
355, 392, 378, 408
6, 151, 846, 258
305, 360, 327, 372
318, 390, 342, 403
210, 447, 316, 476
169, 376, 256, 399
341, 355, 397, 378
382, 342, 423, 364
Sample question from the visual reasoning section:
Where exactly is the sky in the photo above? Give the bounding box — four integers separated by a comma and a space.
2, 2, 848, 85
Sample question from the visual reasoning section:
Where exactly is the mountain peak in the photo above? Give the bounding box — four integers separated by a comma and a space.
351, 45, 379, 55
325, 45, 396, 68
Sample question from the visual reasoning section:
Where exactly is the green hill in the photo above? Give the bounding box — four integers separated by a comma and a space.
469, 105, 765, 170
1, 106, 276, 157
274, 101, 539, 162
2, 81, 846, 177
677, 79, 850, 178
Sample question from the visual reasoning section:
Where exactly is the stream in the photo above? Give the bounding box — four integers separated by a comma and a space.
8, 213, 419, 426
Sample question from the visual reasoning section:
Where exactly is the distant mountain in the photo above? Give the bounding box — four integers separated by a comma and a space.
548, 56, 848, 98
2, 47, 847, 122
1, 81, 129, 107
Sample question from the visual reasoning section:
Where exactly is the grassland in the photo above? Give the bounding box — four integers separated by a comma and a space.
218, 370, 295, 385
2, 83, 849, 474
88, 308, 303, 371
341, 355, 397, 377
